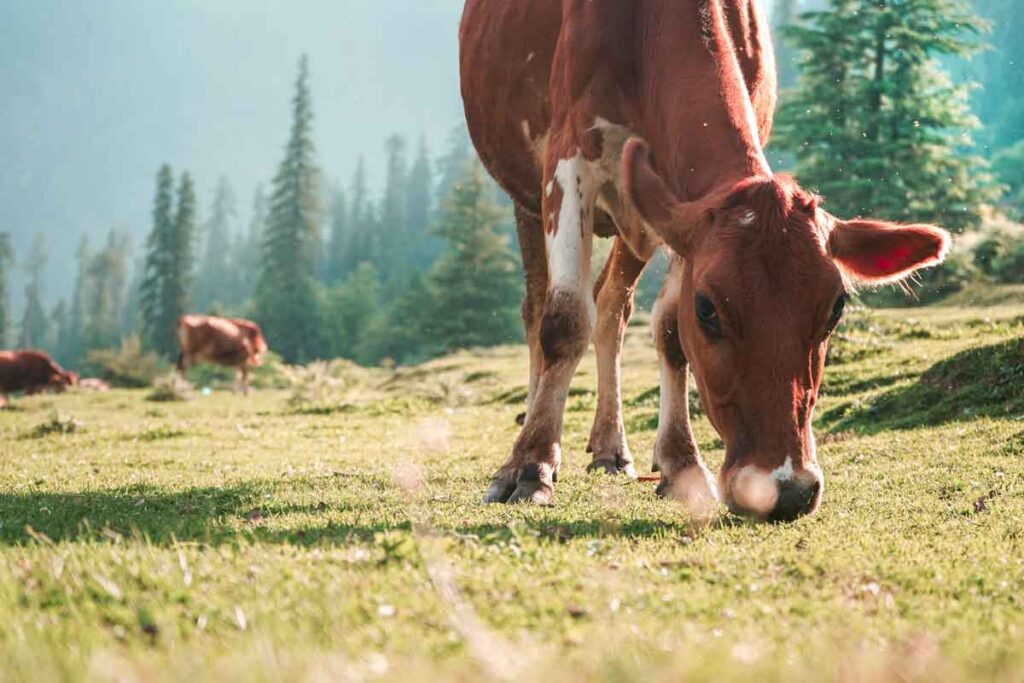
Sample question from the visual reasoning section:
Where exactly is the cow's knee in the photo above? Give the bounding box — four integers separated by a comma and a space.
540, 289, 592, 366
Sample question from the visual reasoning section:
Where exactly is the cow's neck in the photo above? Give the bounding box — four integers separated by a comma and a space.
639, 1, 772, 201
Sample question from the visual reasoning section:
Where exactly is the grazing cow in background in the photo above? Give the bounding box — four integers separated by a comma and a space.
177, 315, 268, 394
0, 350, 77, 406
460, 0, 950, 520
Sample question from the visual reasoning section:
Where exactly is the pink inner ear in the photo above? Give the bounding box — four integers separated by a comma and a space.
830, 220, 950, 283
871, 245, 912, 275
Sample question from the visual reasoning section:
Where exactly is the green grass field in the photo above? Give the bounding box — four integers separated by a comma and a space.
2, 286, 1023, 681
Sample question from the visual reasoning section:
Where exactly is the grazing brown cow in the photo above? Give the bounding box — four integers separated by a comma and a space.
177, 315, 268, 394
0, 350, 77, 405
460, 0, 950, 520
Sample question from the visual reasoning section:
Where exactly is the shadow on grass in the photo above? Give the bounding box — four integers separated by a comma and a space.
821, 337, 1024, 434
0, 477, 738, 547
0, 481, 404, 547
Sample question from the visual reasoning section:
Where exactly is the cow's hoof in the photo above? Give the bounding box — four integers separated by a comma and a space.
508, 480, 554, 505
514, 411, 526, 426
586, 458, 637, 479
484, 475, 517, 504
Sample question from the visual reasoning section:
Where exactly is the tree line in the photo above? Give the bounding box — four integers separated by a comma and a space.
2, 0, 1022, 371
0, 55, 523, 370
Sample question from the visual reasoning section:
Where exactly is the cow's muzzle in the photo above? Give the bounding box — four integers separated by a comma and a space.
720, 461, 823, 522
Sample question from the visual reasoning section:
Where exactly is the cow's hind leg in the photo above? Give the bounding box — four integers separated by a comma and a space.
485, 153, 597, 504
587, 237, 646, 476
651, 258, 718, 514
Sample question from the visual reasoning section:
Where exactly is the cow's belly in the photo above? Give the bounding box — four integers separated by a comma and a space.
459, 0, 560, 214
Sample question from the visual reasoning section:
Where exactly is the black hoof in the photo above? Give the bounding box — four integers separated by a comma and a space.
514, 412, 526, 426
484, 476, 516, 503
508, 480, 554, 505
485, 462, 557, 505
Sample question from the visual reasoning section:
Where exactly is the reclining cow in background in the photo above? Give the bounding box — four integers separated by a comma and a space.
177, 315, 268, 395
0, 349, 78, 406
460, 0, 950, 520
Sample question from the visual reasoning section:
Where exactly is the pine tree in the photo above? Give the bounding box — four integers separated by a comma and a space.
122, 254, 144, 339
993, 140, 1024, 217
57, 236, 92, 366
776, 0, 999, 231
49, 299, 70, 364
324, 184, 349, 283
82, 230, 129, 351
240, 186, 267, 303
17, 234, 48, 349
0, 232, 13, 348
322, 261, 383, 362
196, 176, 236, 311
342, 158, 371, 275
406, 135, 437, 270
140, 165, 175, 354
255, 55, 324, 363
167, 172, 197, 320
422, 163, 522, 353
379, 134, 409, 282
139, 166, 196, 358
436, 125, 473, 205
361, 272, 434, 365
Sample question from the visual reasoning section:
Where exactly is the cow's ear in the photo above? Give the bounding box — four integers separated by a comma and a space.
828, 217, 951, 284
622, 138, 708, 255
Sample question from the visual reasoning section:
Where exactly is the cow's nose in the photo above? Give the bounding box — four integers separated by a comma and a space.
768, 475, 821, 522
722, 462, 823, 522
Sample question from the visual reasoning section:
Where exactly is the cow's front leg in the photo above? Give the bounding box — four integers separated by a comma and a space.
485, 151, 596, 504
587, 237, 646, 476
515, 204, 549, 427
651, 258, 718, 513
239, 366, 251, 396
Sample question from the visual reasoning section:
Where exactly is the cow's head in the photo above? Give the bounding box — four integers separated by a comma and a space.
50, 370, 78, 392
249, 329, 269, 365
623, 139, 950, 521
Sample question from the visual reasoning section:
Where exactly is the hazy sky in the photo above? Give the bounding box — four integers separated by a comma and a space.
1, 0, 465, 303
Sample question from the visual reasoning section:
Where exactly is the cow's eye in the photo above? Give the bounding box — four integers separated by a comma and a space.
695, 293, 723, 338
825, 293, 846, 336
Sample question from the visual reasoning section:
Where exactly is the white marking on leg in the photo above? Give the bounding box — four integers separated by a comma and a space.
548, 153, 598, 331
549, 153, 596, 327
